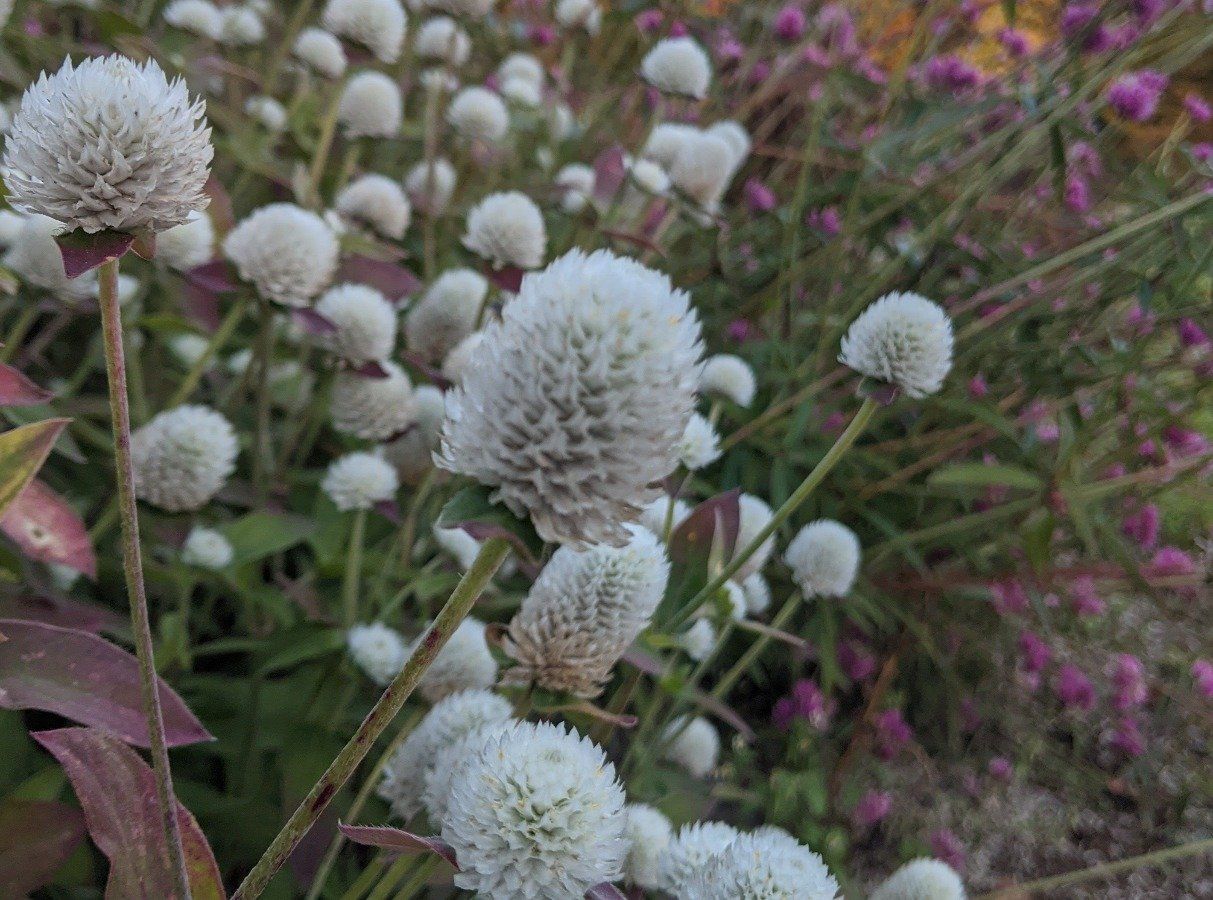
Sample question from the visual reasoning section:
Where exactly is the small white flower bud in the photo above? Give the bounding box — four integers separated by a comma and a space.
338, 71, 402, 138
446, 86, 508, 142
224, 204, 339, 307
322, 451, 399, 511
347, 622, 407, 684
132, 405, 237, 512
641, 37, 712, 99
294, 28, 347, 78
181, 526, 234, 569
158, 211, 214, 272
335, 173, 411, 240
661, 715, 720, 778
315, 283, 397, 364
462, 191, 546, 270
785, 519, 861, 599
700, 353, 756, 406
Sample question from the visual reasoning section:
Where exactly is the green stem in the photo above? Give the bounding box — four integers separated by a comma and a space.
343, 508, 368, 627
97, 258, 193, 899
252, 299, 277, 501
232, 537, 512, 900
366, 855, 415, 900
0, 305, 40, 363
308, 81, 346, 209
169, 296, 250, 407
711, 591, 802, 700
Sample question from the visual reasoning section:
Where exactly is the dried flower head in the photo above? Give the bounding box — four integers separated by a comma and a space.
330, 362, 418, 440
335, 173, 411, 240
701, 353, 756, 406
132, 405, 237, 512
414, 16, 471, 65
405, 267, 487, 361
157, 211, 214, 271
405, 158, 457, 214
322, 0, 407, 63
641, 37, 712, 98
181, 526, 233, 569
786, 519, 861, 599
623, 803, 673, 889
293, 27, 347, 78
410, 617, 498, 702
346, 622, 407, 685
661, 714, 720, 778
224, 204, 339, 307
659, 821, 741, 895
315, 283, 397, 364
446, 85, 509, 142
462, 191, 546, 269
869, 858, 966, 900
839, 292, 954, 399
685, 827, 842, 899
338, 71, 402, 138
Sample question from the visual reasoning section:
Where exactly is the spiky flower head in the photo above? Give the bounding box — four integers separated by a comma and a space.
421, 719, 513, 823
405, 158, 456, 214
839, 292, 954, 399
293, 27, 347, 78
347, 622, 407, 685
164, 0, 222, 38
322, 451, 399, 511
157, 211, 214, 271
441, 721, 626, 899
446, 86, 509, 142
330, 361, 417, 440
181, 526, 233, 570
678, 412, 722, 470
700, 353, 756, 406
378, 688, 514, 819
623, 804, 672, 889
315, 284, 397, 364
437, 249, 702, 546
685, 828, 841, 899
730, 493, 775, 581
414, 16, 471, 65
334, 174, 410, 240
4, 55, 212, 234
670, 131, 734, 213
132, 405, 237, 512
462, 191, 546, 270
224, 204, 338, 307
322, 0, 407, 63
503, 525, 669, 697
869, 858, 966, 900
785, 519, 861, 599
382, 384, 446, 482
404, 616, 498, 703
641, 37, 712, 98
659, 821, 741, 895
338, 71, 402, 138
405, 267, 487, 361
661, 715, 720, 778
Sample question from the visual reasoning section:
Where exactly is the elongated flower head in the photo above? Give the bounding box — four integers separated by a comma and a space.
322, 451, 399, 511
441, 721, 627, 899
503, 524, 670, 697
730, 493, 775, 581
786, 519, 861, 599
315, 283, 397, 364
410, 616, 498, 702
678, 412, 722, 470
382, 385, 446, 482
181, 526, 233, 569
322, 0, 407, 63
414, 16, 471, 64
641, 37, 712, 98
870, 858, 966, 900
437, 248, 702, 546
644, 122, 700, 169
224, 204, 338, 307
164, 0, 222, 37
839, 292, 954, 398
347, 622, 407, 685
4, 55, 212, 234
331, 362, 417, 440
405, 267, 487, 361
338, 71, 402, 138
447, 85, 509, 142
659, 821, 741, 895
661, 714, 720, 778
158, 211, 214, 271
623, 804, 672, 889
132, 405, 237, 511
685, 828, 841, 899
294, 27, 347, 77
462, 191, 546, 269
334, 173, 410, 240
405, 158, 456, 214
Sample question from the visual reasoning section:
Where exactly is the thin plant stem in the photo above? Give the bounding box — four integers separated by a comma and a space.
0, 305, 40, 363
339, 854, 388, 900
390, 856, 436, 899
343, 507, 368, 627
97, 258, 193, 899
168, 295, 250, 407
308, 80, 346, 209
232, 537, 512, 900
711, 591, 802, 700
366, 855, 415, 900
252, 298, 277, 501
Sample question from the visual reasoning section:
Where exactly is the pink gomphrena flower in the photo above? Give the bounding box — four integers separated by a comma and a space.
1178, 318, 1210, 348
1110, 716, 1146, 756
1109, 653, 1148, 710
1122, 503, 1161, 550
793, 679, 836, 729
748, 60, 772, 85
856, 55, 887, 84
1060, 3, 1097, 38
1192, 659, 1213, 699
988, 757, 1013, 781
1070, 575, 1107, 617
999, 27, 1031, 58
743, 178, 777, 213
1192, 143, 1213, 163
1185, 93, 1213, 123
968, 374, 989, 399
529, 23, 556, 45
839, 640, 877, 681
634, 8, 663, 33
852, 790, 893, 828
1018, 630, 1052, 674
1163, 426, 1211, 459
817, 3, 858, 57
669, 20, 689, 37
1107, 70, 1169, 123
922, 54, 982, 93
1064, 174, 1092, 213
1132, 0, 1167, 23
1145, 546, 1197, 578
714, 28, 744, 64
726, 318, 755, 342
802, 44, 831, 68
806, 206, 841, 236
774, 4, 807, 41
874, 709, 913, 760
992, 580, 1030, 616
1055, 664, 1096, 711
929, 829, 966, 872
821, 410, 847, 436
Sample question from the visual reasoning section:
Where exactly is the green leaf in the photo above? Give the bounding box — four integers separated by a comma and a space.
435, 484, 544, 564
0, 419, 69, 522
219, 512, 315, 567
928, 462, 1043, 491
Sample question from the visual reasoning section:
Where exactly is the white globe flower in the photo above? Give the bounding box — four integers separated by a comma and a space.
497, 52, 543, 86
382, 385, 446, 482
335, 174, 411, 240
4, 55, 213, 234
132, 405, 237, 512
707, 119, 751, 175
685, 827, 842, 899
3, 214, 93, 300
409, 616, 498, 702
641, 37, 712, 99
870, 858, 966, 900
0, 210, 25, 247
219, 6, 264, 45
700, 353, 756, 406
661, 715, 720, 778
446, 86, 509, 142
330, 361, 418, 440
413, 16, 471, 65
245, 94, 287, 132
626, 155, 671, 196
338, 71, 402, 138
643, 122, 699, 169
180, 526, 233, 570
378, 688, 514, 819
555, 0, 600, 33
670, 131, 735, 213
315, 283, 397, 364
164, 0, 222, 38
441, 330, 484, 383
441, 721, 627, 899
785, 519, 861, 599
659, 821, 740, 895
404, 158, 456, 214
157, 211, 214, 271
224, 204, 338, 307
741, 571, 771, 614
421, 720, 512, 823
503, 524, 670, 697
168, 333, 211, 368
322, 452, 400, 511
678, 412, 722, 470
405, 267, 487, 361
623, 804, 672, 889
730, 494, 775, 581
500, 76, 542, 108
437, 249, 702, 546
839, 292, 954, 399
293, 28, 347, 78
639, 495, 692, 539
322, 0, 408, 63
461, 191, 546, 270
678, 618, 717, 661
433, 524, 485, 571
555, 163, 596, 213
346, 622, 407, 685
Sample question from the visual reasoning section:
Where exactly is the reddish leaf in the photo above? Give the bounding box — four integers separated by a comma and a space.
55, 231, 134, 279
0, 619, 213, 747
338, 255, 422, 301
587, 884, 628, 900
338, 824, 459, 869
373, 498, 402, 525
204, 176, 235, 236
186, 260, 238, 294
1, 479, 97, 577
291, 307, 337, 336
593, 145, 627, 202
0, 419, 70, 523
350, 359, 390, 378
131, 231, 156, 261
0, 363, 53, 407
181, 282, 222, 330
33, 727, 226, 900
668, 489, 741, 566
485, 265, 525, 294
399, 351, 452, 390
0, 798, 86, 896
0, 590, 125, 634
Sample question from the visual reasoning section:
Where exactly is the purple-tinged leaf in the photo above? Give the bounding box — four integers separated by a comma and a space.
0, 418, 70, 523
622, 648, 755, 741
0, 619, 213, 747
130, 231, 156, 261
204, 176, 235, 235
182, 282, 222, 331
485, 265, 525, 294
55, 231, 134, 280
0, 590, 125, 634
350, 359, 390, 379
586, 884, 628, 900
399, 351, 452, 390
0, 799, 86, 896
436, 485, 544, 571
0, 363, 53, 407
338, 824, 460, 869
338, 255, 422, 301
1, 478, 97, 577
668, 489, 741, 566
374, 498, 402, 525
186, 260, 239, 294
292, 307, 338, 336
592, 145, 627, 202
33, 727, 226, 900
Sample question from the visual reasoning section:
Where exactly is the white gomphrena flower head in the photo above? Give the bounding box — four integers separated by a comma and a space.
730, 493, 775, 581
678, 412, 722, 470
441, 721, 627, 899
404, 157, 456, 214
659, 821, 741, 896
245, 95, 287, 132
405, 267, 487, 361
322, 0, 407, 63
421, 719, 512, 823
670, 131, 734, 213
722, 579, 747, 620
409, 616, 498, 702
685, 828, 842, 900
639, 495, 691, 539
224, 204, 338, 307
446, 86, 509, 143
157, 211, 214, 272
786, 519, 861, 599
169, 333, 210, 368
181, 526, 233, 570
462, 191, 546, 270
414, 16, 471, 65
643, 122, 699, 169
219, 6, 265, 45
315, 284, 397, 364
870, 858, 966, 900
839, 292, 954, 399
422, 0, 494, 18
700, 353, 756, 407
641, 37, 712, 99
500, 76, 542, 108
335, 174, 411, 240
4, 56, 212, 235
293, 27, 347, 78
346, 622, 407, 685
707, 119, 751, 175
741, 571, 771, 614
382, 385, 446, 482
322, 451, 399, 511
678, 618, 716, 661
555, 0, 600, 33
338, 71, 402, 138
623, 804, 673, 889
555, 163, 596, 214
164, 0, 222, 38
0, 210, 25, 246
437, 249, 703, 546
433, 524, 485, 571
132, 405, 237, 512
497, 52, 543, 87
503, 524, 670, 697
441, 329, 484, 383
661, 715, 720, 778
3, 214, 92, 300
330, 361, 417, 440
626, 155, 671, 196
378, 688, 514, 818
